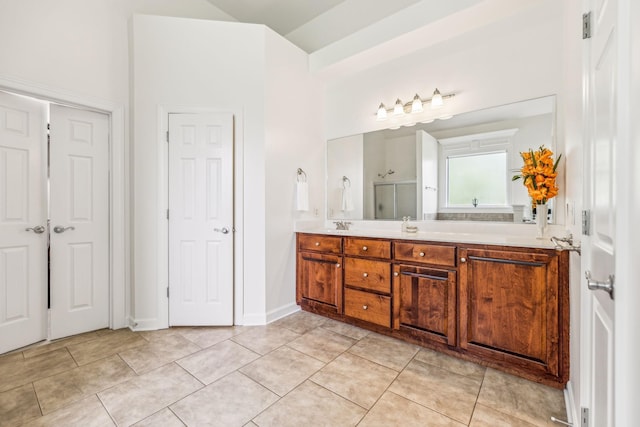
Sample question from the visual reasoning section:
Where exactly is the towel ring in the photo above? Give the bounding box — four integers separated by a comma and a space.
342, 176, 351, 188
297, 168, 307, 182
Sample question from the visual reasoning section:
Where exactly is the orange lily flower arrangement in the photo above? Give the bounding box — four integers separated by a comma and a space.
512, 145, 562, 205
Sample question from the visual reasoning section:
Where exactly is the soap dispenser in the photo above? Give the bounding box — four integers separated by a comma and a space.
401, 216, 409, 232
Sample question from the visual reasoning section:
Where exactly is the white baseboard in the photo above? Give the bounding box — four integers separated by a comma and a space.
564, 380, 578, 426
266, 302, 300, 324
241, 312, 268, 326
129, 317, 165, 331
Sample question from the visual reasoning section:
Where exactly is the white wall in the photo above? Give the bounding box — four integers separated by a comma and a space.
263, 29, 325, 321
327, 135, 364, 220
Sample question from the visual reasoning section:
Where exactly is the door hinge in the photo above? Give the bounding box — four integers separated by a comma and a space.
583, 11, 591, 39
581, 407, 589, 427
167, 287, 169, 298
166, 130, 169, 143
582, 210, 591, 236
166, 209, 169, 220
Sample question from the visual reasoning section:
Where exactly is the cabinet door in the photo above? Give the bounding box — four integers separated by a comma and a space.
297, 251, 343, 312
392, 264, 457, 346
459, 247, 560, 376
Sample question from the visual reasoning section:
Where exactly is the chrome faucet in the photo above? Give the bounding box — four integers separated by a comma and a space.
334, 221, 351, 230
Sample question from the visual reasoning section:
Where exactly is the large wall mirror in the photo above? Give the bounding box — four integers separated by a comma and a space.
327, 95, 557, 224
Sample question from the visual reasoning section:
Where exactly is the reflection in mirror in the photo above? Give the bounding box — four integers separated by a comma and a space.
327, 95, 557, 224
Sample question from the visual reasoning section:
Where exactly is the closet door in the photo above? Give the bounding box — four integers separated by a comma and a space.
0, 91, 48, 354
49, 105, 109, 339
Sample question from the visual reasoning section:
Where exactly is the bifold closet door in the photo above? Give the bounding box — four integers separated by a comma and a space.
0, 91, 48, 354
49, 104, 109, 340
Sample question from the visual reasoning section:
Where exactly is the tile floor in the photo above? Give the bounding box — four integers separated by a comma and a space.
0, 311, 568, 426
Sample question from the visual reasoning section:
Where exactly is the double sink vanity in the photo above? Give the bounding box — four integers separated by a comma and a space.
295, 224, 569, 388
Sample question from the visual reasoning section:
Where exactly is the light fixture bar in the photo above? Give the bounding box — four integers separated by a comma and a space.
373, 91, 455, 119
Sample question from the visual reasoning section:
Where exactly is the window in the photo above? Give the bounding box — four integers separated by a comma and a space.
446, 151, 508, 206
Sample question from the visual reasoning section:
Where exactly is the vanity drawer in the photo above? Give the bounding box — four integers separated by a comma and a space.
344, 257, 391, 293
298, 234, 342, 254
394, 242, 456, 267
344, 288, 391, 328
344, 238, 391, 259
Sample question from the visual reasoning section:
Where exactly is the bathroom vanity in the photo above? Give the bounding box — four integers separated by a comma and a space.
296, 229, 569, 388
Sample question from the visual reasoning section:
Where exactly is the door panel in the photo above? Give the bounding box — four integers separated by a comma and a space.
49, 105, 109, 339
169, 113, 234, 326
0, 91, 47, 353
583, 0, 616, 424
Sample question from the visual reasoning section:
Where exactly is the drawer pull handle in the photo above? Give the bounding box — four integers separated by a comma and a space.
362, 246, 368, 251
363, 273, 368, 278
393, 272, 399, 277
336, 263, 341, 268
460, 257, 466, 263
362, 305, 368, 310
419, 252, 425, 257
315, 242, 320, 246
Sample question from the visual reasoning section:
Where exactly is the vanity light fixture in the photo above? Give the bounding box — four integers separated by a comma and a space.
431, 88, 444, 108
393, 98, 404, 116
375, 89, 454, 121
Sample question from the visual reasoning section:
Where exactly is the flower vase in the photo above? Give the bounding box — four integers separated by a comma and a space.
535, 203, 548, 239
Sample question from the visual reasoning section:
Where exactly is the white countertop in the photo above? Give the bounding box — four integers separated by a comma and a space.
295, 220, 571, 250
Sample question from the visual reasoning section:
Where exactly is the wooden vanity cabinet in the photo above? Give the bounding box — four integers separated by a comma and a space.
296, 234, 343, 314
458, 246, 569, 382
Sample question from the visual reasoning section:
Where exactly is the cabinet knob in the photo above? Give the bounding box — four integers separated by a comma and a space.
460, 257, 466, 263
393, 272, 399, 277
315, 242, 320, 246
362, 305, 368, 310
363, 272, 368, 278
362, 246, 368, 251
419, 252, 425, 257
336, 263, 341, 268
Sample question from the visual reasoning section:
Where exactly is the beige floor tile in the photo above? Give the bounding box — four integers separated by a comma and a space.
244, 422, 258, 427
177, 340, 259, 384
321, 318, 370, 340
0, 383, 41, 427
171, 371, 278, 426
348, 333, 419, 371
287, 327, 356, 362
477, 368, 567, 427
414, 348, 486, 381
27, 395, 115, 427
132, 408, 185, 426
67, 328, 147, 366
359, 392, 466, 427
253, 380, 366, 427
270, 310, 327, 334
389, 359, 481, 424
22, 331, 102, 359
310, 352, 398, 409
176, 325, 245, 348
0, 347, 77, 393
98, 363, 203, 426
119, 333, 201, 374
0, 351, 24, 367
470, 403, 540, 427
230, 325, 301, 355
33, 354, 136, 414
240, 346, 325, 396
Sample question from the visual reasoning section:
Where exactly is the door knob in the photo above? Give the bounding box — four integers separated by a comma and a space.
25, 225, 46, 234
53, 226, 75, 233
585, 270, 614, 299
214, 227, 230, 234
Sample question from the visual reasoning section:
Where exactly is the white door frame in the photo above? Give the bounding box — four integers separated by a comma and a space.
0, 75, 129, 331
158, 105, 244, 328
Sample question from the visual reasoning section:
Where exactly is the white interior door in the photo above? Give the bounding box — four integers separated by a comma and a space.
169, 113, 233, 326
0, 91, 47, 353
49, 104, 109, 339
583, 0, 617, 425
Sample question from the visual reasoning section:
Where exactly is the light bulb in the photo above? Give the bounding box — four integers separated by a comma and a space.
393, 99, 404, 116
411, 94, 423, 113
431, 88, 443, 109
376, 103, 387, 121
